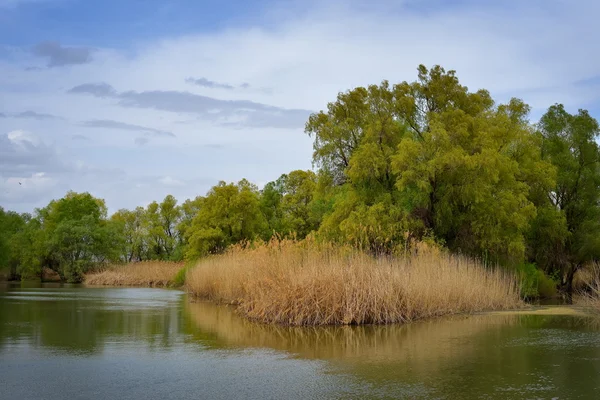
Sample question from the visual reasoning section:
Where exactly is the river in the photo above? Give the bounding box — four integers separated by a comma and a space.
1, 282, 599, 399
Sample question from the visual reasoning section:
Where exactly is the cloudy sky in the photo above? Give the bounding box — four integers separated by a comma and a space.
1, 0, 599, 213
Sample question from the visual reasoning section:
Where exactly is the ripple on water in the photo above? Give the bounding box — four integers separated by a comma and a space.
506, 328, 600, 349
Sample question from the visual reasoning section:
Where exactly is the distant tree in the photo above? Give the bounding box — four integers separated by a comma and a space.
158, 194, 181, 259
185, 180, 267, 259
260, 170, 319, 239
176, 196, 203, 256
34, 191, 119, 282
111, 208, 147, 262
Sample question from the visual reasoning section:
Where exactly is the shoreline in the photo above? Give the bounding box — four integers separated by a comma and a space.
5, 279, 598, 323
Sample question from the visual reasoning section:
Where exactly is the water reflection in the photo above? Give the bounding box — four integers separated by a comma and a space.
184, 300, 600, 398
0, 283, 184, 354
2, 283, 600, 399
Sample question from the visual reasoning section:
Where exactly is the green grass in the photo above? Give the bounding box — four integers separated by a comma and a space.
172, 263, 195, 288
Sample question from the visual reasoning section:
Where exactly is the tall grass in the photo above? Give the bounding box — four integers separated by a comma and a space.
576, 263, 600, 312
85, 261, 183, 287
186, 239, 522, 326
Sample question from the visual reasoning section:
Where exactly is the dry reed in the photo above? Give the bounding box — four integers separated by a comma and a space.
576, 263, 600, 312
186, 239, 522, 326
85, 261, 183, 287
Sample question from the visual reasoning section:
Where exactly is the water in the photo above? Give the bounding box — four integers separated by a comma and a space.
1, 283, 600, 399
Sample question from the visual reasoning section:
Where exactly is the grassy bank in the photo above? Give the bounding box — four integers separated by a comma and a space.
186, 240, 522, 326
85, 261, 184, 287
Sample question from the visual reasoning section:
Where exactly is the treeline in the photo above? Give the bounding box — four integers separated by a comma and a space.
0, 175, 318, 282
2, 65, 600, 299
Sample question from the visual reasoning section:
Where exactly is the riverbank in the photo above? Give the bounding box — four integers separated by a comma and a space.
84, 261, 183, 287
186, 240, 523, 326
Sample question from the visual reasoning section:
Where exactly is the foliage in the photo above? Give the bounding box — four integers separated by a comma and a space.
185, 179, 267, 259
533, 105, 600, 298
512, 263, 557, 299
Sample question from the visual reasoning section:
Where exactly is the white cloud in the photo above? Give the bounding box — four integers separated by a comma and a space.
158, 176, 184, 187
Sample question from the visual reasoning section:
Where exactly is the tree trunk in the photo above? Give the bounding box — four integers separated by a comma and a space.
563, 264, 577, 304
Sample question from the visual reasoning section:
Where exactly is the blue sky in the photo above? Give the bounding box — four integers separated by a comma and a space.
1, 0, 279, 47
1, 0, 600, 213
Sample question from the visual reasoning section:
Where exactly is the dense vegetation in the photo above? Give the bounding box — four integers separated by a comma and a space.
2, 65, 600, 301
186, 239, 521, 325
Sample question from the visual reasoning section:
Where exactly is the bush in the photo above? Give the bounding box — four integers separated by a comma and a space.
513, 263, 557, 299
172, 264, 193, 287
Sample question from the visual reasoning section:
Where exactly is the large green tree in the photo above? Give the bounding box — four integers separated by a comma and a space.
306, 81, 412, 253
533, 104, 600, 299
306, 65, 554, 260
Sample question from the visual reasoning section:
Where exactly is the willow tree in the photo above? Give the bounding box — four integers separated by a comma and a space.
392, 86, 554, 261
306, 65, 554, 259
306, 81, 411, 253
533, 105, 600, 298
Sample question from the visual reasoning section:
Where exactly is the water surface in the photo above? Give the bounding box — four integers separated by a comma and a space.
1, 282, 599, 399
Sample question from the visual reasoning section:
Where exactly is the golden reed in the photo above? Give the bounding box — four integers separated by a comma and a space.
85, 261, 183, 287
186, 239, 522, 326
576, 263, 600, 312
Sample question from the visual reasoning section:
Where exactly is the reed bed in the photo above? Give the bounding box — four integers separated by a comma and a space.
186, 240, 522, 326
85, 261, 184, 287
576, 263, 600, 312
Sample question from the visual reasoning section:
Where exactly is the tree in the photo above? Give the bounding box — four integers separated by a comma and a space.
534, 104, 600, 299
0, 208, 11, 277
260, 170, 319, 239
392, 96, 553, 261
158, 195, 182, 259
306, 65, 554, 259
176, 196, 203, 255
35, 191, 118, 282
111, 207, 147, 262
306, 81, 413, 253
185, 180, 267, 259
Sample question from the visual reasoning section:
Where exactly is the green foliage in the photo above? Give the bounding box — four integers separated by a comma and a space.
172, 263, 194, 287
305, 66, 554, 259
512, 263, 557, 299
260, 170, 320, 239
533, 104, 600, 296
391, 74, 551, 262
185, 179, 267, 259
40, 192, 120, 282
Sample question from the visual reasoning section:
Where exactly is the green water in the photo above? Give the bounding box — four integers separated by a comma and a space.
1, 283, 600, 399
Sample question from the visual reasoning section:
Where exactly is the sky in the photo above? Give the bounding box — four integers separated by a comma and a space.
1, 0, 600, 213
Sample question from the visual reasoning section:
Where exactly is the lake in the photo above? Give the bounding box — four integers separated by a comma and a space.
1, 283, 599, 399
